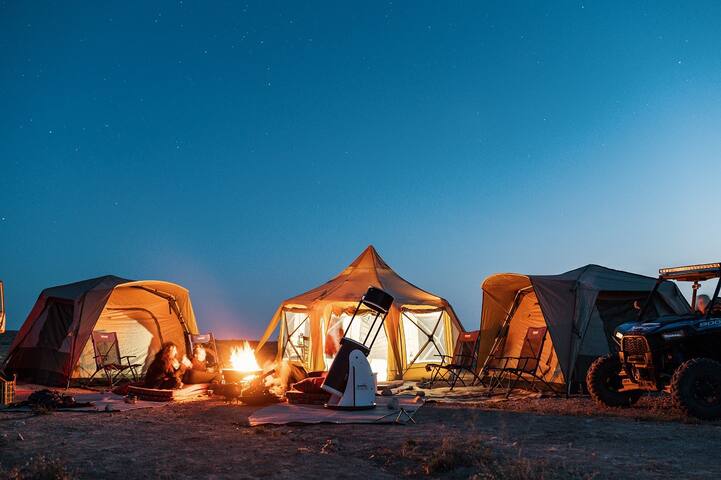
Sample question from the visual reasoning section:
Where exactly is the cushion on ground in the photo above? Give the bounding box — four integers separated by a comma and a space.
285, 389, 331, 405
127, 383, 210, 402
292, 376, 326, 393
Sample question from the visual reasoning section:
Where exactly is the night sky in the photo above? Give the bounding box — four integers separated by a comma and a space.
2, 1, 721, 338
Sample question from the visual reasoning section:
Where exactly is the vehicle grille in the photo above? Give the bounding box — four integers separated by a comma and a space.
622, 336, 648, 356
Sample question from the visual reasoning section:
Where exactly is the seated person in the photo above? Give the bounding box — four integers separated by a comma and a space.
144, 342, 191, 389
183, 344, 222, 384
697, 294, 711, 315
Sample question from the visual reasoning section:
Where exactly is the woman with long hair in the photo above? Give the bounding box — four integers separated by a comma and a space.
144, 342, 191, 389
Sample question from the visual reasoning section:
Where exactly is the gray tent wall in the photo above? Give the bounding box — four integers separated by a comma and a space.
481, 265, 691, 393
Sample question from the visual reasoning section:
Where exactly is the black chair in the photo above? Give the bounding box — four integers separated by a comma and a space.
484, 326, 558, 397
87, 331, 141, 388
425, 330, 481, 390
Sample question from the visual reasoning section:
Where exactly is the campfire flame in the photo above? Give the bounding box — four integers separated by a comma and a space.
229, 341, 261, 377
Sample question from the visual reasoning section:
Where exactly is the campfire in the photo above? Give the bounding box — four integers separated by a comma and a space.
219, 341, 282, 405
222, 341, 262, 383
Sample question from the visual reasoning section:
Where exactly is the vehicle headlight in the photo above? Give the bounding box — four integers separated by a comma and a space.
614, 331, 624, 340
662, 330, 686, 340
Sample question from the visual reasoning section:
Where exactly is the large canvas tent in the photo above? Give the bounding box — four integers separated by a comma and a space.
257, 246, 464, 381
3, 275, 198, 386
479, 265, 690, 391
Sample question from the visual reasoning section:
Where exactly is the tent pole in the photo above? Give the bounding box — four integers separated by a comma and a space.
479, 287, 531, 378
105, 307, 164, 343
130, 286, 191, 335
66, 292, 88, 390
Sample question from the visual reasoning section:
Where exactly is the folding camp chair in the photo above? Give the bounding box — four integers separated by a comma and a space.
483, 326, 558, 397
189, 332, 220, 369
425, 330, 481, 390
86, 331, 141, 388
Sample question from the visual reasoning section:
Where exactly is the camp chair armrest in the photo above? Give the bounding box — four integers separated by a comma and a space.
484, 355, 514, 369
120, 355, 136, 364
452, 353, 477, 361
489, 354, 538, 363
512, 355, 540, 364
426, 355, 453, 368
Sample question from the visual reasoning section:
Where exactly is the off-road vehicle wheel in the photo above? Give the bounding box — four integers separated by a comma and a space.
586, 355, 642, 407
670, 358, 721, 420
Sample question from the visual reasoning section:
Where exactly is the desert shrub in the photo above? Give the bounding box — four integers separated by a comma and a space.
0, 455, 75, 480
424, 437, 491, 475
373, 436, 597, 479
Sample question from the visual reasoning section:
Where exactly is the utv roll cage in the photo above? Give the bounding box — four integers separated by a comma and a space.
638, 262, 721, 321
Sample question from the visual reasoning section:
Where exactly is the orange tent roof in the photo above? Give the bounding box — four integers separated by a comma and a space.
282, 245, 451, 308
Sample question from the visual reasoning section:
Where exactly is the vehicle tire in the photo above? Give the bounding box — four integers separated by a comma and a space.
586, 355, 643, 408
670, 358, 721, 420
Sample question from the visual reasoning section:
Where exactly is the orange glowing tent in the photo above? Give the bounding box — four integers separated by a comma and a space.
3, 276, 198, 386
257, 246, 464, 381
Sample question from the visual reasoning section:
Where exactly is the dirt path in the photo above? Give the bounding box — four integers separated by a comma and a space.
1, 399, 719, 479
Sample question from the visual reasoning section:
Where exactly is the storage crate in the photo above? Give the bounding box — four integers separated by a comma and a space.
1, 374, 16, 406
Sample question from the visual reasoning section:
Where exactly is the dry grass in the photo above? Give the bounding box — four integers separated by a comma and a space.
372, 435, 598, 479
473, 393, 720, 424
0, 455, 75, 480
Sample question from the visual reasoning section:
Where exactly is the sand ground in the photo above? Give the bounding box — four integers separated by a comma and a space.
1, 394, 720, 479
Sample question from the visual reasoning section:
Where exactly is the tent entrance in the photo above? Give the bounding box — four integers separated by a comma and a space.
324, 311, 389, 381
37, 299, 74, 350
481, 286, 534, 372
280, 310, 311, 367
401, 309, 447, 372
480, 286, 559, 385
595, 291, 655, 348
74, 308, 161, 378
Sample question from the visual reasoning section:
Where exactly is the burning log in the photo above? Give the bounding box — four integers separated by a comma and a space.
240, 369, 282, 405
216, 341, 283, 406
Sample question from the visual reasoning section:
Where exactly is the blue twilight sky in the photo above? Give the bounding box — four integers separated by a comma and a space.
2, 1, 721, 338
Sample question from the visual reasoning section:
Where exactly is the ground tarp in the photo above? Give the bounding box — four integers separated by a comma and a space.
248, 395, 423, 425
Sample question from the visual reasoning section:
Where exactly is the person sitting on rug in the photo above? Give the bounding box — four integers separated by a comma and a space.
144, 342, 191, 389
183, 344, 222, 384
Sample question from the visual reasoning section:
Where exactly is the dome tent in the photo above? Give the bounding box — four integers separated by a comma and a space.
257, 246, 464, 381
3, 275, 198, 386
478, 265, 691, 392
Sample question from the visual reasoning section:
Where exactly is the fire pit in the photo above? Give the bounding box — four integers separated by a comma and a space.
221, 341, 261, 384
222, 368, 261, 384
239, 371, 282, 405
217, 341, 281, 405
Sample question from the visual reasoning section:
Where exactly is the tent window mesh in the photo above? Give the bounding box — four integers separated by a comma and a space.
324, 312, 388, 381
281, 311, 310, 366
402, 310, 446, 368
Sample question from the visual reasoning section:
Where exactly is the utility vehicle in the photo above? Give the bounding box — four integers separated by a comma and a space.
587, 262, 721, 419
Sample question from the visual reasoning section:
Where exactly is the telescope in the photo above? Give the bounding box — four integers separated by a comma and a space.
321, 286, 394, 410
